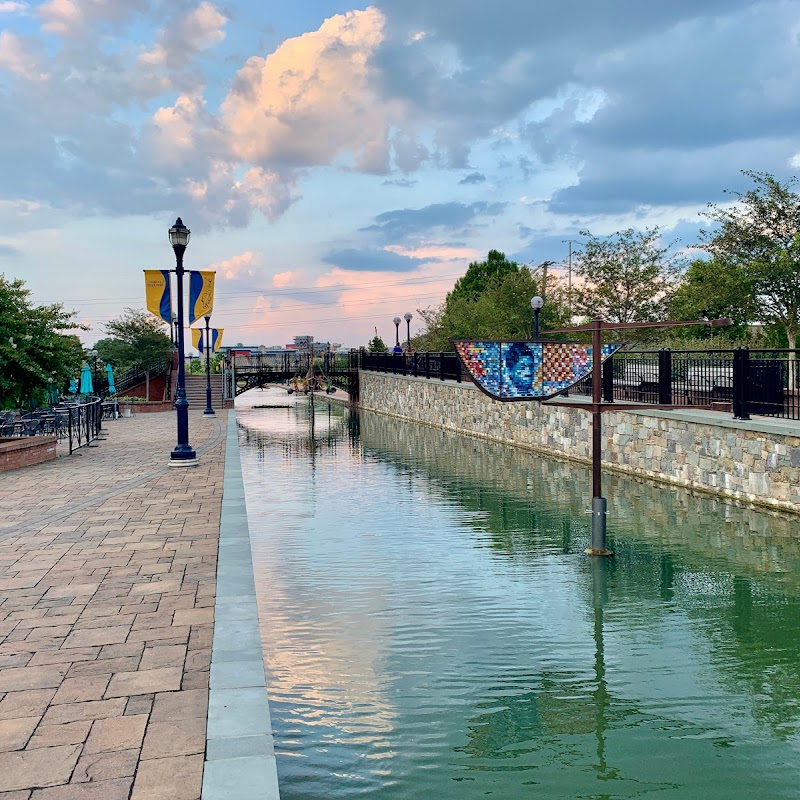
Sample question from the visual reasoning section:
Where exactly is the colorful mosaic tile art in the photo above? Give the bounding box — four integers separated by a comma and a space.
453, 340, 621, 400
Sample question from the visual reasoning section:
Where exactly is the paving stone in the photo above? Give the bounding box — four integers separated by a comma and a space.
29, 778, 132, 799
150, 689, 207, 723
139, 645, 186, 671
41, 698, 127, 726
51, 677, 110, 705
27, 721, 92, 749
123, 694, 153, 717
0, 717, 39, 752
60, 626, 130, 649
84, 714, 147, 753
172, 608, 213, 627
130, 753, 204, 800
0, 667, 67, 693
0, 744, 81, 792
72, 749, 139, 782
105, 667, 183, 698
140, 716, 205, 759
0, 690, 56, 720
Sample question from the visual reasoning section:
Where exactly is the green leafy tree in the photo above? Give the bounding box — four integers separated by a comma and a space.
98, 308, 171, 400
700, 171, 800, 353
574, 228, 680, 324
0, 275, 85, 409
669, 257, 755, 340
414, 266, 570, 351
367, 333, 387, 352
448, 250, 519, 302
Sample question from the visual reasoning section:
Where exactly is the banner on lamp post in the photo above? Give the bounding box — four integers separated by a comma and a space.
188, 271, 215, 324
143, 270, 172, 324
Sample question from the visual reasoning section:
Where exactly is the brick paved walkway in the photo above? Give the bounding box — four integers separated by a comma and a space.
0, 410, 227, 799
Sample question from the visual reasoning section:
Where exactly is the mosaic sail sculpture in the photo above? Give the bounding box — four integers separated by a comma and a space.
453, 340, 622, 401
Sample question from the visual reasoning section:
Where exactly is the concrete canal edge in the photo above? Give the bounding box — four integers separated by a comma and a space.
202, 411, 280, 799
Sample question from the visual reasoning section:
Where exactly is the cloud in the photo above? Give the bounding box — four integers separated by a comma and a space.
0, 31, 49, 81
37, 0, 149, 37
221, 8, 396, 172
362, 201, 507, 240
459, 172, 486, 185
0, 2, 27, 13
139, 1, 227, 71
207, 251, 260, 280
382, 178, 418, 187
0, 243, 22, 257
322, 247, 427, 272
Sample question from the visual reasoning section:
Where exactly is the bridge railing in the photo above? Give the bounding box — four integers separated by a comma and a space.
360, 351, 467, 381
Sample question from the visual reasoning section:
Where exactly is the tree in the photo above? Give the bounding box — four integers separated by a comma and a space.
0, 275, 85, 409
700, 171, 800, 353
414, 266, 570, 351
367, 331, 387, 352
669, 257, 755, 339
574, 228, 680, 324
99, 308, 171, 400
447, 250, 519, 303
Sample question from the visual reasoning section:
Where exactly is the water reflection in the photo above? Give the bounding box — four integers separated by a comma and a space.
237, 392, 800, 799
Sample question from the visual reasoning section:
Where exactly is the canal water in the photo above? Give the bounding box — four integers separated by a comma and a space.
236, 388, 800, 799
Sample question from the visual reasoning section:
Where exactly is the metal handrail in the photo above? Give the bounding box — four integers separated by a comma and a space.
68, 397, 103, 454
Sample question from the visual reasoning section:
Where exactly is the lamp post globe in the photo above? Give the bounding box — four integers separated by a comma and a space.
393, 316, 401, 348
530, 295, 544, 339
168, 217, 197, 466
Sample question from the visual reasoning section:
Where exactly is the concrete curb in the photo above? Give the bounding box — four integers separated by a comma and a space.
202, 411, 280, 799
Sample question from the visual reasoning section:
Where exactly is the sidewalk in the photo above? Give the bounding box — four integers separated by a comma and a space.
0, 410, 226, 799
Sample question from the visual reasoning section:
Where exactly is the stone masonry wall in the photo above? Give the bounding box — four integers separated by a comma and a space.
358, 371, 800, 515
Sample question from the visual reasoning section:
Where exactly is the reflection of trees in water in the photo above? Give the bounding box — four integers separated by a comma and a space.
358, 410, 800, 741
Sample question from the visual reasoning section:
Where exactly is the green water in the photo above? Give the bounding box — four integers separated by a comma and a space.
237, 390, 800, 799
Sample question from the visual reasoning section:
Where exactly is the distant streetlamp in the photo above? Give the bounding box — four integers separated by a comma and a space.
530, 296, 544, 339
393, 316, 401, 348
404, 312, 413, 351
203, 315, 215, 416
91, 349, 99, 396
171, 313, 178, 347
168, 217, 197, 467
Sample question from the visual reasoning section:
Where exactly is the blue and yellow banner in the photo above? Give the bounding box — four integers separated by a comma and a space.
191, 328, 224, 354
188, 270, 215, 325
211, 328, 223, 352
143, 269, 172, 324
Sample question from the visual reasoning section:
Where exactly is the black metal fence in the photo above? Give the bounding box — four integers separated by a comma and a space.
68, 397, 103, 454
360, 348, 800, 421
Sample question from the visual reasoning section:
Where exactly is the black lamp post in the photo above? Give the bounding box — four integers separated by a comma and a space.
171, 313, 178, 347
203, 315, 215, 416
91, 349, 99, 397
404, 311, 412, 351
393, 316, 401, 348
530, 295, 544, 339
169, 217, 197, 467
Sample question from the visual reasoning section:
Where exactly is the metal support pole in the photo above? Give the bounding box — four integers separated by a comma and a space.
533, 308, 540, 339
733, 347, 751, 420
587, 319, 612, 556
658, 349, 672, 405
203, 316, 215, 415
170, 222, 197, 466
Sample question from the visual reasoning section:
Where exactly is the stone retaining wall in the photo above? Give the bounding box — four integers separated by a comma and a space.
0, 435, 57, 472
358, 371, 800, 515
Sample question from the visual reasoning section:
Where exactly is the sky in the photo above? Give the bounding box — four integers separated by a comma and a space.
2, 0, 800, 349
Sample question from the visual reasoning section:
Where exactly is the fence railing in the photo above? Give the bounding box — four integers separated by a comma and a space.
68, 397, 103, 454
359, 348, 800, 421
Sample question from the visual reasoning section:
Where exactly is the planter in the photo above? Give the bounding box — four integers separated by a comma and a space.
0, 436, 57, 472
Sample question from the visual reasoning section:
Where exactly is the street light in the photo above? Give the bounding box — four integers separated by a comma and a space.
168, 217, 197, 467
203, 315, 215, 416
404, 312, 413, 351
393, 316, 401, 351
171, 313, 178, 347
530, 296, 544, 339
90, 349, 99, 396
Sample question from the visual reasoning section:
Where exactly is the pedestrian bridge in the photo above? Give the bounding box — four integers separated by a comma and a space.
229, 351, 361, 399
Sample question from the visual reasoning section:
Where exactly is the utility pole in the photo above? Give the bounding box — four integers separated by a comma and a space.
562, 239, 576, 317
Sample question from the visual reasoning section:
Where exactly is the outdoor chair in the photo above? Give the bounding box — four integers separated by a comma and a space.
20, 413, 45, 436
0, 412, 18, 437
